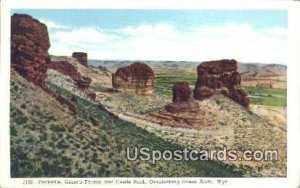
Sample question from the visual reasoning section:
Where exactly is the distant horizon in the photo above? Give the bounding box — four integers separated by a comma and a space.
87, 58, 287, 66
51, 54, 287, 65
13, 9, 288, 64
50, 54, 287, 65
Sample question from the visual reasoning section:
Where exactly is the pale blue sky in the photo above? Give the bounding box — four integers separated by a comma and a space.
12, 9, 287, 30
11, 9, 288, 63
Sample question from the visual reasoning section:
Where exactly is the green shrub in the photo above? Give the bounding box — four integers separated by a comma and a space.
56, 139, 69, 149
10, 126, 17, 136
50, 124, 66, 132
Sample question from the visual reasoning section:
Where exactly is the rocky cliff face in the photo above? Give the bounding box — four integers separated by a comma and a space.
112, 62, 154, 95
11, 13, 50, 87
165, 82, 199, 113
194, 59, 249, 108
11, 14, 95, 114
72, 52, 88, 67
47, 60, 91, 90
11, 14, 92, 91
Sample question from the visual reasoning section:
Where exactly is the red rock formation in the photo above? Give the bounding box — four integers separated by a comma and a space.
11, 14, 94, 115
112, 62, 154, 95
56, 95, 76, 114
89, 116, 99, 126
70, 95, 77, 102
194, 59, 249, 108
11, 13, 50, 87
72, 52, 88, 67
48, 61, 81, 80
97, 103, 118, 118
87, 92, 96, 100
172, 82, 192, 103
47, 60, 91, 90
166, 82, 199, 113
77, 77, 92, 90
101, 88, 120, 93
231, 88, 249, 108
198, 59, 237, 74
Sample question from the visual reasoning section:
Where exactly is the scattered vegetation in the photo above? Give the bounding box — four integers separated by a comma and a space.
10, 62, 286, 177
10, 72, 243, 177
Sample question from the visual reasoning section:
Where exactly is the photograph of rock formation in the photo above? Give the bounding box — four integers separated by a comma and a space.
10, 9, 287, 177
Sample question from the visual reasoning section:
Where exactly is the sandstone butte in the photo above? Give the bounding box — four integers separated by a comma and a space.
11, 14, 92, 91
72, 52, 88, 67
194, 59, 249, 108
112, 62, 154, 95
11, 13, 50, 88
165, 82, 199, 113
11, 13, 96, 114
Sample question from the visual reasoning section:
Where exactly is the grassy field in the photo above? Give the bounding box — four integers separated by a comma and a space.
154, 69, 286, 107
154, 69, 197, 97
244, 86, 287, 107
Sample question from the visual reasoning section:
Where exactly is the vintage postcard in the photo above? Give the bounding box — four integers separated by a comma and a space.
0, 0, 300, 188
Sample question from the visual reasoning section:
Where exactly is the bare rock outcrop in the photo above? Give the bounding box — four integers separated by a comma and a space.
10, 14, 94, 115
194, 59, 249, 108
166, 82, 199, 113
87, 92, 96, 100
47, 60, 91, 90
72, 52, 88, 67
11, 13, 50, 87
112, 62, 154, 95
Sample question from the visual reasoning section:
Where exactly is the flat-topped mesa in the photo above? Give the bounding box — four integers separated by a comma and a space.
194, 59, 249, 108
72, 52, 88, 67
112, 62, 154, 95
166, 82, 199, 113
11, 13, 50, 88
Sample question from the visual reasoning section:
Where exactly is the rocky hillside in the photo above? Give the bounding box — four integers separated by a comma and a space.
10, 13, 286, 178
10, 13, 245, 178
148, 94, 286, 176
46, 55, 114, 104
11, 68, 244, 177
238, 63, 286, 89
